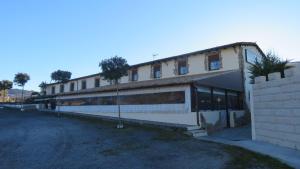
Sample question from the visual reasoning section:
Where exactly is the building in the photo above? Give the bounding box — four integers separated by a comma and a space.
0, 89, 34, 103
36, 42, 264, 129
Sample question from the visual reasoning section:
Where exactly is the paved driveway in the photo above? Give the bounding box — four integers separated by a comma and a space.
0, 108, 292, 169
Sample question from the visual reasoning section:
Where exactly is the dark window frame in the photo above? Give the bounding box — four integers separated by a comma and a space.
59, 84, 64, 93
81, 80, 87, 90
70, 82, 75, 92
51, 86, 55, 95
191, 85, 243, 111
208, 53, 221, 71
131, 69, 138, 81
178, 59, 188, 75
94, 78, 100, 88
57, 91, 185, 106
153, 64, 161, 79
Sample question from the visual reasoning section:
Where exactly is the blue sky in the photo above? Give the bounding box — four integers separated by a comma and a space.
1, 0, 299, 91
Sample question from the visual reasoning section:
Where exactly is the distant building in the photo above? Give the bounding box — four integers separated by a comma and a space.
35, 42, 264, 128
0, 89, 34, 103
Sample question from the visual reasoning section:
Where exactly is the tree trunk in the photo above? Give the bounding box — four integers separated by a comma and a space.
21, 86, 24, 110
3, 89, 6, 102
1, 90, 4, 102
116, 81, 121, 126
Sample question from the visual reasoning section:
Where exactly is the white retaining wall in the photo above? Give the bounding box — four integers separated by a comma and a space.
0, 104, 38, 109
54, 85, 198, 125
252, 65, 300, 150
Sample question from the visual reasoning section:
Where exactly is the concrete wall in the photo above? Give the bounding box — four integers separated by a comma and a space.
252, 65, 300, 150
53, 85, 197, 125
201, 111, 227, 132
1, 104, 38, 110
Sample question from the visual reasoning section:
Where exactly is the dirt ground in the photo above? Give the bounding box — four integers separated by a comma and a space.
0, 108, 292, 169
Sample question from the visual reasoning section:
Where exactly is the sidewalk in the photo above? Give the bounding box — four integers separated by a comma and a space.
197, 126, 300, 169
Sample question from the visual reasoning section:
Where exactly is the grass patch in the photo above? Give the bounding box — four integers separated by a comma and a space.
100, 142, 149, 156
152, 130, 190, 141
224, 145, 293, 169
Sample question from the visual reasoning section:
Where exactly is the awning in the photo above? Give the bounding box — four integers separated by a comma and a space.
193, 70, 243, 92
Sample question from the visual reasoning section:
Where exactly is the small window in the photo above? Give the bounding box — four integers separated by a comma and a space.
95, 78, 100, 88
81, 80, 86, 90
59, 84, 64, 93
178, 59, 188, 75
70, 82, 75, 92
51, 86, 55, 94
208, 53, 221, 71
131, 69, 138, 81
153, 64, 161, 79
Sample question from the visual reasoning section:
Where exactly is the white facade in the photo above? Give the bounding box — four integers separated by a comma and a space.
45, 45, 248, 96
40, 42, 264, 127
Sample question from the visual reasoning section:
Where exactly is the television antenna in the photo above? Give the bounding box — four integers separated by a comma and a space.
152, 54, 158, 61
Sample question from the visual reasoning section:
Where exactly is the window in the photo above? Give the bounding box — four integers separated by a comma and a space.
131, 69, 138, 81
213, 89, 226, 110
51, 86, 55, 94
178, 59, 188, 75
245, 49, 260, 64
70, 82, 75, 92
81, 80, 86, 90
192, 86, 243, 111
208, 53, 221, 70
59, 84, 64, 93
227, 91, 242, 110
57, 91, 185, 106
195, 87, 212, 110
153, 64, 161, 79
94, 78, 100, 88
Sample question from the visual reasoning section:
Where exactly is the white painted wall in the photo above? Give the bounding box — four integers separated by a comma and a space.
45, 46, 242, 95
137, 65, 151, 81
51, 85, 195, 125
161, 59, 175, 78
60, 107, 197, 125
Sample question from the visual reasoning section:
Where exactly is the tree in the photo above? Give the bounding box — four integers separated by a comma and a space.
249, 51, 293, 83
14, 73, 30, 110
39, 81, 48, 95
99, 56, 129, 128
0, 80, 13, 102
51, 70, 72, 83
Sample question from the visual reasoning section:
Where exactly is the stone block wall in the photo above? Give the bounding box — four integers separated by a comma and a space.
252, 65, 300, 150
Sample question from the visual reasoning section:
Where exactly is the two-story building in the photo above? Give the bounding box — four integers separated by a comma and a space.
36, 42, 264, 129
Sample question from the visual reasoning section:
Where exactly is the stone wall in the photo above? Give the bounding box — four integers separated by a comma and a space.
252, 65, 300, 150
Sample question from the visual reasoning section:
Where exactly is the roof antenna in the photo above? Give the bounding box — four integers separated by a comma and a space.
152, 54, 158, 61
